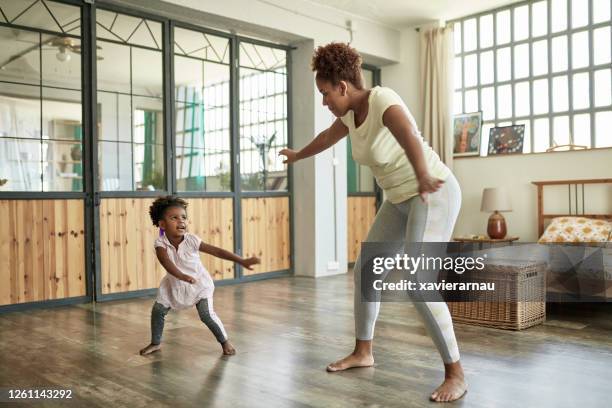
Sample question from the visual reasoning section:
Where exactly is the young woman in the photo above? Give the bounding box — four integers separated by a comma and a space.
279, 43, 467, 403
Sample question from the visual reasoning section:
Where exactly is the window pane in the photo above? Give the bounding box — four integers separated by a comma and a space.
481, 87, 495, 120
571, 31, 589, 69
532, 1, 548, 37
0, 138, 42, 191
480, 51, 494, 84
551, 36, 568, 72
532, 40, 548, 76
41, 35, 81, 90
464, 54, 477, 87
552, 115, 570, 146
480, 14, 494, 48
534, 118, 550, 152
497, 85, 512, 118
174, 32, 232, 192
96, 41, 130, 93
465, 89, 478, 113
552, 76, 569, 112
514, 5, 529, 41
454, 22, 462, 54
593, 27, 611, 65
496, 47, 511, 82
514, 44, 530, 79
593, 0, 611, 23
533, 79, 549, 114
594, 69, 612, 106
0, 84, 40, 139
454, 57, 462, 88
572, 72, 590, 110
99, 141, 133, 191
515, 81, 530, 117
133, 97, 163, 144
595, 112, 612, 147
98, 92, 132, 142
551, 0, 568, 33
516, 119, 531, 152
42, 140, 83, 191
464, 18, 477, 52
133, 143, 165, 191
132, 47, 163, 98
239, 46, 288, 192
571, 0, 589, 28
454, 91, 463, 114
0, 27, 41, 86
573, 114, 591, 147
496, 10, 511, 45
7, 0, 80, 35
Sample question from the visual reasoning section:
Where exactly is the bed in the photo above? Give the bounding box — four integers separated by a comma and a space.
531, 178, 612, 301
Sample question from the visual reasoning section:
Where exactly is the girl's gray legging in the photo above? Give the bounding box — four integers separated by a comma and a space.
150, 298, 228, 345
354, 173, 462, 363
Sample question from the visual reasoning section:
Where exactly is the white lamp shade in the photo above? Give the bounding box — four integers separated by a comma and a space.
481, 187, 512, 212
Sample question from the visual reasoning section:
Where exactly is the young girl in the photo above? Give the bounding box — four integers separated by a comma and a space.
139, 196, 259, 356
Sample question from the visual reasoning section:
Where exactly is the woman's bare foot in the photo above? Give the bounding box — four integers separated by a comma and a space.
327, 339, 374, 372
139, 343, 161, 355
326, 352, 374, 372
221, 340, 236, 355
430, 361, 468, 402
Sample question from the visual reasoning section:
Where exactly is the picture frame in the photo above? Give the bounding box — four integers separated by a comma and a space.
487, 125, 525, 155
453, 112, 483, 157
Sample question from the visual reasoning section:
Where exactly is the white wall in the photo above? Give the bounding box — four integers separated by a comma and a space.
381, 28, 422, 128
453, 148, 612, 242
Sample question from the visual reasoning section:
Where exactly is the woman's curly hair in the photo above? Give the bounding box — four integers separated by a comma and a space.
311, 42, 363, 89
149, 196, 188, 227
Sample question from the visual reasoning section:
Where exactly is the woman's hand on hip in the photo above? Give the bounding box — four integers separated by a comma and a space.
417, 174, 444, 203
279, 148, 299, 164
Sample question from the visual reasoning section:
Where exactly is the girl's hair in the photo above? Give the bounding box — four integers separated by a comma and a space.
149, 196, 188, 227
311, 42, 363, 89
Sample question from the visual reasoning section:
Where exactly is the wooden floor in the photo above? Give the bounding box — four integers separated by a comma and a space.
1, 273, 611, 408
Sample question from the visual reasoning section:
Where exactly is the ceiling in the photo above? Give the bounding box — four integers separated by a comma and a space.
302, 0, 525, 28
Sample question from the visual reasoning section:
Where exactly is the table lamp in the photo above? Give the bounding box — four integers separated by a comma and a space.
481, 187, 512, 239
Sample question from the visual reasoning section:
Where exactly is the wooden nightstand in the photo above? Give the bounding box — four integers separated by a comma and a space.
453, 236, 519, 250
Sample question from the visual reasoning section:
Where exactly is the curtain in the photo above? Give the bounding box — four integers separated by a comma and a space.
420, 25, 455, 169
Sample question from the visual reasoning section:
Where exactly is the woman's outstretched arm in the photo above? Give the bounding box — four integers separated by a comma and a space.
279, 118, 348, 164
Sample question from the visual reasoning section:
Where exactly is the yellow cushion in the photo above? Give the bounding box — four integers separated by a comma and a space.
538, 217, 612, 243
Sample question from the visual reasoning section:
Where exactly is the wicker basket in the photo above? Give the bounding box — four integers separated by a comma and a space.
447, 260, 546, 330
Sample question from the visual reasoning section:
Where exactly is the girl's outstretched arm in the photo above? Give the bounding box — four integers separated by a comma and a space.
199, 242, 260, 270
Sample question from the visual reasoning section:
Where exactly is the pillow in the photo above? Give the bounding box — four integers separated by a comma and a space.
538, 217, 612, 243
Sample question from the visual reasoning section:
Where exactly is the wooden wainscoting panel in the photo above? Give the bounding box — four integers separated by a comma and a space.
241, 197, 290, 275
0, 199, 85, 306
99, 198, 164, 294
43, 200, 86, 300
347, 196, 377, 264
185, 198, 234, 281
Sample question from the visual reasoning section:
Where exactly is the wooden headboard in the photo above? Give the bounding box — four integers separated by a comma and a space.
531, 178, 612, 237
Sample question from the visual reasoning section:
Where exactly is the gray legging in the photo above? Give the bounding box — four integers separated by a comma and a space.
354, 174, 462, 363
150, 298, 228, 345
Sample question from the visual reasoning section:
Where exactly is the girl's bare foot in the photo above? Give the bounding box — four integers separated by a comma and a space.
327, 339, 374, 372
430, 361, 468, 402
139, 343, 161, 355
326, 352, 374, 372
221, 340, 236, 355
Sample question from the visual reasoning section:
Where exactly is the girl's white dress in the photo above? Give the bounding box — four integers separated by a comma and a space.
154, 232, 215, 310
